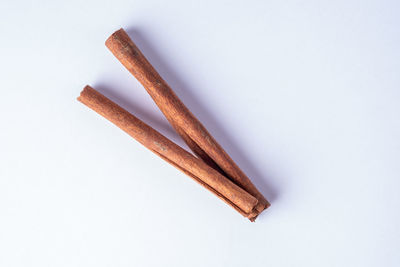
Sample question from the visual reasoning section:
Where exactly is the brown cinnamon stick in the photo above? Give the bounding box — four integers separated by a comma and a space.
78, 86, 261, 218
105, 28, 270, 213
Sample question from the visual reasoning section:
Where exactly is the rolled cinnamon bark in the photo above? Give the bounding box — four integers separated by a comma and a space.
105, 29, 270, 212
78, 85, 261, 218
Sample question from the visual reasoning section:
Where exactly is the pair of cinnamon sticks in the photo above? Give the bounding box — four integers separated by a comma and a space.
78, 28, 270, 221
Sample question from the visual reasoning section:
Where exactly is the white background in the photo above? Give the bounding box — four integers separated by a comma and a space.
1, 0, 399, 266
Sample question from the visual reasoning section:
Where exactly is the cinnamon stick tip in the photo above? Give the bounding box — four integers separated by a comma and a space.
105, 28, 126, 47
77, 85, 93, 102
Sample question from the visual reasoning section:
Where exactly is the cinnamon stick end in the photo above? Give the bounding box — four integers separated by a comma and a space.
105, 28, 127, 48
246, 200, 271, 222
77, 85, 93, 102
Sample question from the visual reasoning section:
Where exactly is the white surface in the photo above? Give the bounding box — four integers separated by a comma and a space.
1, 0, 399, 266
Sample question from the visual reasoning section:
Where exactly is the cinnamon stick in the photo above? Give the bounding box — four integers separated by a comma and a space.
78, 85, 261, 218
105, 28, 270, 212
